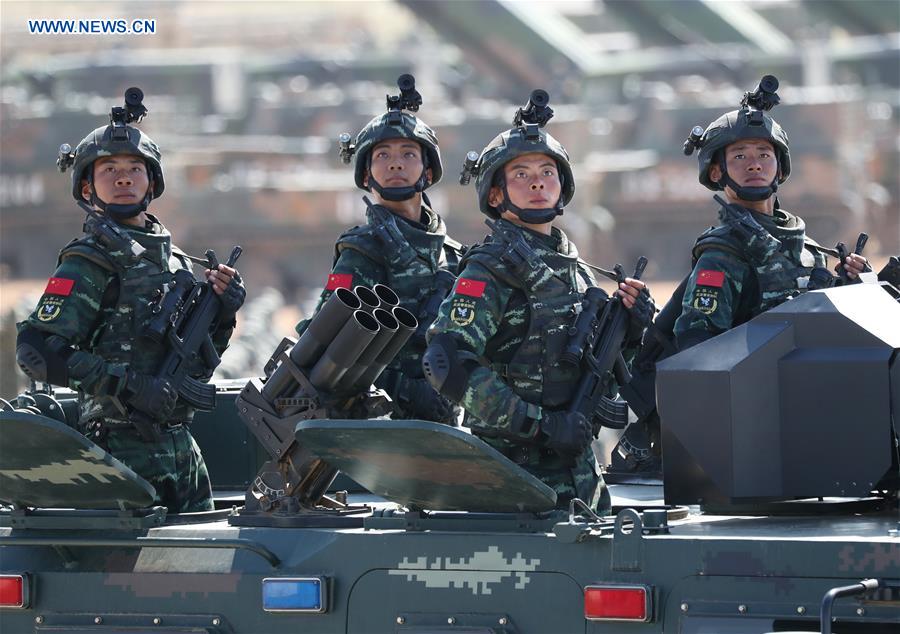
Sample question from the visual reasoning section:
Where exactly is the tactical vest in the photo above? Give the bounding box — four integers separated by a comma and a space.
460, 222, 603, 506
58, 219, 196, 423
460, 221, 595, 409
692, 209, 826, 320
335, 205, 463, 376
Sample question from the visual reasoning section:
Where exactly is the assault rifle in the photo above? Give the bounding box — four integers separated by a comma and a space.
146, 246, 242, 410
125, 246, 241, 442
565, 257, 647, 432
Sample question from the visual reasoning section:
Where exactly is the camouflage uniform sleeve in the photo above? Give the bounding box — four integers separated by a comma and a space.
674, 250, 751, 350
18, 256, 125, 395
295, 248, 387, 336
428, 262, 538, 441
21, 256, 111, 345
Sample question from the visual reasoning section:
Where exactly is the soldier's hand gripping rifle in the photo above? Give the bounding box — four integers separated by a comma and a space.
835, 233, 869, 284
806, 232, 869, 290
564, 257, 648, 434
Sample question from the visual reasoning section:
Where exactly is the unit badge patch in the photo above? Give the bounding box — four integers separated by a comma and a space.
37, 296, 65, 322
691, 287, 719, 315
450, 297, 476, 327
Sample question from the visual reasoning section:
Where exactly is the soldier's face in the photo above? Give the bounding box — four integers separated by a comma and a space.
83, 155, 150, 205
364, 139, 430, 189
488, 153, 561, 211
711, 139, 779, 194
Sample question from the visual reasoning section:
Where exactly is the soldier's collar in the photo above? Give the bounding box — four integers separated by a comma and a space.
513, 221, 571, 256
772, 207, 803, 230
144, 212, 165, 234
419, 204, 444, 234
551, 225, 577, 258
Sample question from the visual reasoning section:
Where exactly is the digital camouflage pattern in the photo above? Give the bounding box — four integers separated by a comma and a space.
296, 203, 461, 424
429, 219, 610, 514
675, 205, 827, 348
18, 214, 230, 512
104, 426, 212, 513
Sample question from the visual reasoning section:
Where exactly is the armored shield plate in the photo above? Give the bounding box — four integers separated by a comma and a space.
294, 419, 557, 512
658, 283, 899, 506
0, 411, 155, 509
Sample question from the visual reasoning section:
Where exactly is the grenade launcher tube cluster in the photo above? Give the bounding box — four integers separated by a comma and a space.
261, 285, 417, 409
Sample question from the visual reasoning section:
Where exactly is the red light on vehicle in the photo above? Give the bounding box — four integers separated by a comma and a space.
584, 585, 651, 622
0, 574, 27, 609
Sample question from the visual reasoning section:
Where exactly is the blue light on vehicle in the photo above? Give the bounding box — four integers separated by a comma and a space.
262, 577, 326, 613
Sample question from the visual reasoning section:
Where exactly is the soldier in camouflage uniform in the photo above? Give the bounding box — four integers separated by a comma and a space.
296, 76, 463, 425
15, 92, 245, 513
676, 77, 868, 350
423, 93, 653, 514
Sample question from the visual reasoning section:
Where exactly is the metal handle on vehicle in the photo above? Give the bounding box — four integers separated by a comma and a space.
820, 578, 878, 634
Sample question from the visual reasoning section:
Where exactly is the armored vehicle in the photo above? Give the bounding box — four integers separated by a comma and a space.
1, 280, 899, 633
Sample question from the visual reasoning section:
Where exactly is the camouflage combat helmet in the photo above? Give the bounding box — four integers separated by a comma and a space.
684, 75, 790, 202
57, 87, 163, 220
339, 74, 442, 202
462, 90, 574, 224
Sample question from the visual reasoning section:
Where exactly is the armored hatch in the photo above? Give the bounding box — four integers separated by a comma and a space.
294, 418, 557, 513
657, 282, 900, 507
0, 412, 155, 509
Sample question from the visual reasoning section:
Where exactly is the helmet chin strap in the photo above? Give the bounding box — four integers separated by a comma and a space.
495, 178, 563, 224
86, 171, 153, 221
717, 163, 778, 202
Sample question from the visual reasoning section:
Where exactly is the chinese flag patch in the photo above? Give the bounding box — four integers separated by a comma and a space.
455, 278, 487, 298
44, 277, 75, 296
325, 273, 353, 291
696, 269, 725, 288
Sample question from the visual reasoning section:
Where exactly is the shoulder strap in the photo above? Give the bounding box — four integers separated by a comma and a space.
459, 241, 524, 290
334, 225, 385, 268
58, 237, 119, 273
691, 225, 747, 267
58, 237, 121, 310
802, 236, 838, 259
575, 263, 595, 289
441, 236, 467, 274
170, 245, 194, 271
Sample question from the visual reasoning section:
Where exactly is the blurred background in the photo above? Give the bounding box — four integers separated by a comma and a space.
2, 0, 898, 395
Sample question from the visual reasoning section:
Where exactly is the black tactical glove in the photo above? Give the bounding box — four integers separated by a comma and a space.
539, 410, 592, 459
217, 270, 245, 326
626, 286, 655, 342
124, 371, 178, 421
397, 376, 458, 425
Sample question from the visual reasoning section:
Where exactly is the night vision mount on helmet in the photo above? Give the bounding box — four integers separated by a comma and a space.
338, 74, 442, 202
683, 75, 790, 202
57, 86, 163, 221
460, 89, 574, 224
